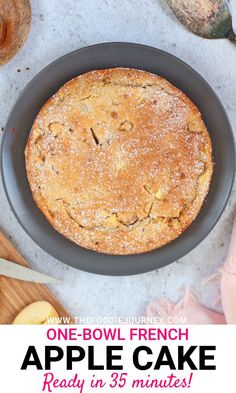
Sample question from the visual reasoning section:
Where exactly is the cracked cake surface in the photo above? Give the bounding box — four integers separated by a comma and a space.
25, 68, 213, 255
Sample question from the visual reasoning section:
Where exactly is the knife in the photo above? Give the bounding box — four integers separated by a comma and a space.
0, 257, 60, 284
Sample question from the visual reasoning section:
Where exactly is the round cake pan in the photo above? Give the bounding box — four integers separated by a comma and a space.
1, 42, 235, 275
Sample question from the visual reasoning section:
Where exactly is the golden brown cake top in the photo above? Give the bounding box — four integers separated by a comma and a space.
25, 68, 213, 254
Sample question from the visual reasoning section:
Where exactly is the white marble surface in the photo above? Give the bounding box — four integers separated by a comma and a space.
0, 0, 236, 320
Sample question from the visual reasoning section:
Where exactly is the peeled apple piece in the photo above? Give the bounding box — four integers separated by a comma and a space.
12, 301, 59, 324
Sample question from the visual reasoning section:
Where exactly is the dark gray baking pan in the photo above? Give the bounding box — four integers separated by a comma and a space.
1, 42, 235, 276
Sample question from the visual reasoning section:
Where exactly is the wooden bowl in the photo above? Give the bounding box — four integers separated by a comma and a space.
0, 0, 31, 66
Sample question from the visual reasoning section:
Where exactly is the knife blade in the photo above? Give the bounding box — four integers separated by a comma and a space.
0, 258, 60, 284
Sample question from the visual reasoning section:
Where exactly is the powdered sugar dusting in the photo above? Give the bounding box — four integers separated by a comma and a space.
25, 68, 213, 255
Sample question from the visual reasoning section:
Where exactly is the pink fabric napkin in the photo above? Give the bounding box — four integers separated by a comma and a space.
146, 214, 236, 324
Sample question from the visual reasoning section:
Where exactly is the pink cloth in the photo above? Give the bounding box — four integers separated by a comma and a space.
220, 214, 236, 324
147, 214, 236, 324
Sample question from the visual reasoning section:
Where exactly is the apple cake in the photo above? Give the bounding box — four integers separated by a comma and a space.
25, 68, 213, 255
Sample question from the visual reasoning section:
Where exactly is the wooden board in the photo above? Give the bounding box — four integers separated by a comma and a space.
0, 231, 70, 324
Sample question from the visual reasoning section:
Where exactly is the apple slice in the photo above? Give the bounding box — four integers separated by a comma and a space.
13, 301, 59, 325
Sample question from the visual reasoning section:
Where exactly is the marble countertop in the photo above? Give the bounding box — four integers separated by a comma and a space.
0, 0, 235, 320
